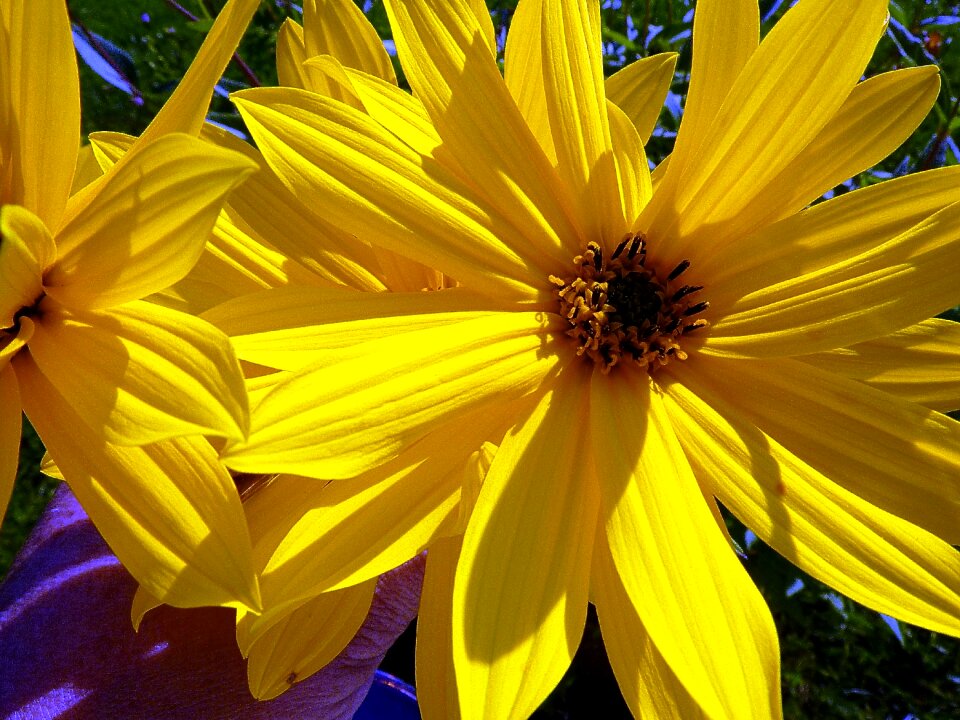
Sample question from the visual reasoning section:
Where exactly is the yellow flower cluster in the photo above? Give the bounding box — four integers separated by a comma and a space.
4, 0, 960, 717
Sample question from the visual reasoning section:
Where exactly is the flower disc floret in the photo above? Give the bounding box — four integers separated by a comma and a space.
550, 233, 708, 373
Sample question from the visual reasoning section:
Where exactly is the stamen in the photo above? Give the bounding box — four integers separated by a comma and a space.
668, 260, 690, 281
551, 234, 709, 374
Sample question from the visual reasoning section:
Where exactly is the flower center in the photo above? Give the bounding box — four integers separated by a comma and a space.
550, 233, 708, 374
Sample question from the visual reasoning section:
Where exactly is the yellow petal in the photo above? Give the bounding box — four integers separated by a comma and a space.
0, 0, 79, 229
298, 54, 365, 109
233, 88, 546, 301
26, 300, 248, 445
223, 311, 560, 479
203, 285, 505, 371
503, 0, 552, 163
453, 368, 599, 720
201, 122, 388, 293
276, 19, 310, 89
45, 134, 256, 311
0, 205, 55, 327
605, 53, 679, 144
0, 365, 20, 523
591, 530, 708, 719
698, 165, 960, 287
541, 0, 624, 244
130, 584, 163, 631
136, 0, 260, 145
646, 0, 888, 262
705, 199, 960, 357
607, 100, 652, 229
591, 371, 781, 719
417, 534, 463, 720
155, 209, 330, 316
303, 0, 397, 83
640, 0, 756, 230
340, 65, 443, 159
731, 66, 941, 236
245, 580, 376, 700
802, 319, 960, 412
662, 364, 960, 637
251, 400, 521, 618
15, 353, 259, 611
71, 143, 104, 195
671, 354, 960, 545
383, 0, 583, 262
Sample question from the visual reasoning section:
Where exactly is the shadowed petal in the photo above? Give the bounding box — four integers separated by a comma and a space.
0, 0, 79, 229
663, 365, 960, 636
0, 205, 55, 327
453, 366, 599, 720
45, 135, 256, 311
245, 580, 377, 700
0, 366, 19, 524
14, 353, 258, 610
137, 0, 260, 145
605, 53, 678, 144
802, 319, 960, 412
592, 371, 781, 719
27, 300, 247, 445
417, 535, 463, 720
305, 0, 397, 83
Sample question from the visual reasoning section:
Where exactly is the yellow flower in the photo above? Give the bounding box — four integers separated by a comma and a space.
0, 0, 265, 610
221, 0, 960, 716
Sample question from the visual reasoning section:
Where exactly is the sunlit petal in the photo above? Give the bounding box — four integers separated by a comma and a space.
732, 66, 941, 235
705, 200, 960, 357
641, 0, 757, 228
203, 285, 505, 371
383, 0, 584, 261
670, 354, 960, 544
223, 311, 561, 478
645, 0, 888, 263
233, 87, 548, 301
537, 0, 622, 244
592, 529, 708, 719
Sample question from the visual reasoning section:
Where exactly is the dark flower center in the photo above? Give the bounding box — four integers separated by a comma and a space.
550, 234, 708, 373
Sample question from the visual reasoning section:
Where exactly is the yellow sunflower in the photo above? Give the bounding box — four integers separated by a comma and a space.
218, 0, 960, 716
0, 0, 272, 611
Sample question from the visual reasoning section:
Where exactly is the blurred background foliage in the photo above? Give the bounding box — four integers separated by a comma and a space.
5, 0, 960, 717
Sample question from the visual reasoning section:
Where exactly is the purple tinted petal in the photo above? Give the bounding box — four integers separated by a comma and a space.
0, 485, 424, 719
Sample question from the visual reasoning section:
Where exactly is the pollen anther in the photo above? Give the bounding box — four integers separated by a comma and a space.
551, 234, 708, 374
